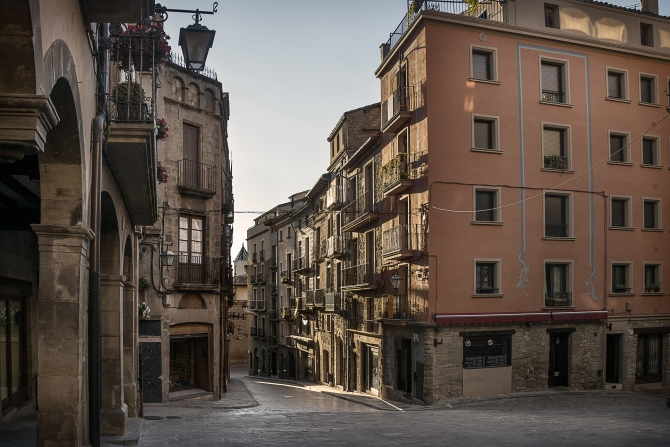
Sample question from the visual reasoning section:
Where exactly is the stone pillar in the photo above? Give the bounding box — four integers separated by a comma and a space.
100, 274, 127, 436
31, 224, 93, 447
122, 282, 139, 417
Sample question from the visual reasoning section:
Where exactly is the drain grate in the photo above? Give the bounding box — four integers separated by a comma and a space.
145, 416, 164, 421
166, 416, 182, 419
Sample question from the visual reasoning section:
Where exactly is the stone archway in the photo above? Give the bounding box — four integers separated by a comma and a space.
122, 236, 139, 418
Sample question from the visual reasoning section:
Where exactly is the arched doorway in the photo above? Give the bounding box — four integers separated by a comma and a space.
122, 236, 139, 417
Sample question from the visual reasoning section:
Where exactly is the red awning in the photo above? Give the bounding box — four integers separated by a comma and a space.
435, 310, 608, 326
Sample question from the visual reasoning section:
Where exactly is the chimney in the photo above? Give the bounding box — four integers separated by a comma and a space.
640, 0, 659, 15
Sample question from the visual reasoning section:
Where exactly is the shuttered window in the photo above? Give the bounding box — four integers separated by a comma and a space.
609, 134, 626, 163
611, 199, 627, 227
475, 190, 496, 222
642, 138, 657, 165
640, 24, 653, 47
543, 128, 564, 156
545, 195, 568, 237
640, 77, 654, 104
472, 51, 492, 80
183, 124, 199, 161
607, 72, 623, 99
541, 63, 561, 92
643, 200, 658, 229
474, 119, 494, 150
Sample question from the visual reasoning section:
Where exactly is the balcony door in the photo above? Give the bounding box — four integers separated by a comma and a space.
179, 215, 205, 283
182, 124, 200, 189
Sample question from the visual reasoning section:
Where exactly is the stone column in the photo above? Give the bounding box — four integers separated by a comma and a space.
122, 282, 139, 417
31, 224, 93, 447
100, 274, 127, 436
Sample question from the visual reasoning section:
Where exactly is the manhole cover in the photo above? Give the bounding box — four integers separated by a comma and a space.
166, 416, 182, 419
145, 416, 164, 421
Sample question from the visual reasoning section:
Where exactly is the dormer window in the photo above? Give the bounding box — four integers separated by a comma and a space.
544, 4, 559, 29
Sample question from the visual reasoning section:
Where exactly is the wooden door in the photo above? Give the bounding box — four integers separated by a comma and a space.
195, 336, 209, 391
549, 333, 570, 387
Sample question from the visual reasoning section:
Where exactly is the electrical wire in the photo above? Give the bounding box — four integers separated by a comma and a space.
431, 112, 670, 215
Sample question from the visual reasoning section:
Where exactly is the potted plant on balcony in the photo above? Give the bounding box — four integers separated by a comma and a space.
613, 284, 630, 293
111, 81, 147, 120
157, 160, 168, 184
645, 283, 660, 293
156, 118, 169, 141
547, 153, 567, 170
111, 23, 172, 71
478, 286, 495, 294
138, 276, 150, 292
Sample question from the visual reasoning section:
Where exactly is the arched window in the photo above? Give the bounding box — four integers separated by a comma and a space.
204, 89, 216, 113
178, 292, 207, 309
187, 83, 200, 108
172, 77, 184, 101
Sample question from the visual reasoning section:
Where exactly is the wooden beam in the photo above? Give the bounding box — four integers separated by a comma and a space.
0, 174, 40, 206
0, 191, 17, 208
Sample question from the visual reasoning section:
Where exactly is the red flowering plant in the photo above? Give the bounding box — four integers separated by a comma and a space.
156, 118, 169, 141
157, 160, 168, 184
110, 23, 172, 71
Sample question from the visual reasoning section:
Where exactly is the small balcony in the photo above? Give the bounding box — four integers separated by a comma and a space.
293, 257, 311, 274
255, 271, 265, 284
381, 86, 413, 133
269, 335, 278, 346
259, 250, 265, 262
542, 90, 565, 104
175, 256, 220, 288
250, 327, 257, 337
382, 224, 421, 260
250, 300, 257, 310
379, 153, 414, 196
178, 159, 216, 198
325, 292, 342, 312
342, 263, 378, 291
383, 294, 413, 320
256, 299, 266, 311
305, 291, 315, 309
545, 292, 573, 307
326, 183, 344, 210
257, 328, 266, 339
544, 155, 568, 171
252, 252, 257, 264
314, 289, 325, 308
322, 235, 344, 258
341, 190, 379, 232
267, 257, 277, 270
269, 310, 279, 321
268, 284, 277, 295
280, 271, 292, 284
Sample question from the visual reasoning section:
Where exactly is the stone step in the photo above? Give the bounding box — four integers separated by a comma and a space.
101, 418, 145, 446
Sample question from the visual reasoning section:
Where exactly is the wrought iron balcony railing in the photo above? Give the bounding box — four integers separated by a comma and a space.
314, 289, 325, 308
545, 292, 572, 307
252, 252, 257, 263
382, 224, 422, 258
269, 310, 278, 321
342, 263, 377, 288
255, 272, 265, 284
178, 159, 215, 195
341, 190, 379, 231
259, 250, 265, 262
267, 257, 277, 270
292, 257, 310, 273
268, 285, 277, 295
381, 1, 508, 60
305, 291, 315, 308
381, 86, 413, 130
326, 182, 344, 209
256, 298, 265, 311
325, 292, 342, 312
542, 90, 565, 104
176, 256, 220, 285
384, 294, 413, 320
250, 300, 256, 310
544, 155, 568, 170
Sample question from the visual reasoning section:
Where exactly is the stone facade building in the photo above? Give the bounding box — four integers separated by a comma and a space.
247, 0, 670, 404
229, 245, 250, 364
138, 61, 234, 403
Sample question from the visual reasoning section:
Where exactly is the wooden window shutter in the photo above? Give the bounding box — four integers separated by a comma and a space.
543, 128, 563, 156
608, 73, 622, 98
472, 51, 491, 80
541, 63, 561, 92
183, 124, 199, 160
474, 120, 493, 149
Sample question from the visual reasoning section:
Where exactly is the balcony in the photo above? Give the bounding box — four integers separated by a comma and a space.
381, 86, 413, 133
342, 263, 378, 291
542, 90, 565, 104
268, 284, 277, 295
341, 190, 379, 232
326, 183, 344, 210
382, 224, 422, 260
545, 292, 572, 307
259, 250, 265, 262
255, 271, 265, 284
250, 327, 257, 337
383, 294, 413, 320
305, 291, 315, 309
381, 1, 509, 60
177, 160, 215, 198
322, 235, 344, 258
325, 292, 342, 312
252, 252, 257, 264
293, 257, 311, 274
269, 335, 277, 346
256, 299, 266, 311
280, 271, 292, 284
267, 257, 277, 270
380, 153, 413, 196
250, 301, 257, 310
257, 328, 266, 339
175, 256, 220, 288
544, 155, 568, 171
314, 289, 325, 308
269, 310, 278, 321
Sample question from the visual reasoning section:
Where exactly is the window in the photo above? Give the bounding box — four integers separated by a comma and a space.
544, 4, 559, 28
472, 115, 498, 151
471, 47, 496, 81
643, 199, 660, 229
611, 197, 631, 228
642, 137, 659, 166
178, 215, 204, 282
640, 75, 656, 104
609, 133, 629, 163
612, 263, 631, 293
545, 263, 572, 306
463, 335, 511, 368
640, 23, 654, 47
541, 61, 566, 103
474, 188, 499, 222
543, 126, 568, 170
475, 261, 499, 295
644, 264, 661, 293
636, 334, 662, 384
544, 194, 569, 237
607, 70, 626, 99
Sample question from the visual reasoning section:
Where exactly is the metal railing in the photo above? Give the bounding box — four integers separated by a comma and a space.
252, 252, 257, 263
267, 257, 277, 270
257, 328, 266, 339
178, 159, 215, 193
545, 223, 568, 238
382, 224, 422, 256
176, 256, 220, 285
381, 86, 413, 129
544, 155, 568, 170
326, 182, 344, 209
342, 263, 376, 287
545, 292, 572, 307
542, 90, 565, 103
476, 287, 499, 294
305, 291, 315, 308
314, 289, 325, 308
293, 256, 310, 272
250, 300, 256, 310
382, 1, 508, 59
256, 271, 265, 284
380, 153, 410, 191
325, 292, 342, 312
327, 235, 344, 257
384, 294, 413, 319
269, 335, 277, 345
268, 285, 277, 295
171, 52, 218, 80
342, 190, 378, 229
256, 298, 265, 310
269, 310, 278, 321
259, 250, 265, 262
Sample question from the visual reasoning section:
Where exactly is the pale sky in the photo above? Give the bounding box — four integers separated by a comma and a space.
161, 0, 670, 257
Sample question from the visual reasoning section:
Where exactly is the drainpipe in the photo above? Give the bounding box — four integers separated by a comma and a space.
89, 23, 109, 447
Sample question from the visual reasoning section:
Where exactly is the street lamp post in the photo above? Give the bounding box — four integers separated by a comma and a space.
389, 274, 402, 319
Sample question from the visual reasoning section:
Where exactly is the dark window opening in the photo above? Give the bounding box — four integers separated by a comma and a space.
607, 72, 623, 99
612, 264, 630, 293
472, 51, 492, 80
474, 119, 495, 150
463, 336, 510, 368
636, 334, 662, 384
611, 199, 628, 227
476, 262, 497, 294
609, 134, 627, 163
475, 190, 496, 222
545, 195, 568, 237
